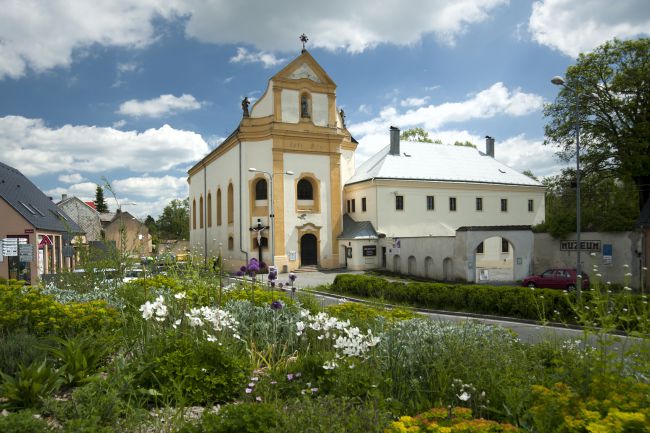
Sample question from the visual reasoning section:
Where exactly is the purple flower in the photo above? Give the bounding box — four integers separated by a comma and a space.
245, 388, 253, 394
240, 265, 247, 272
270, 281, 276, 288
289, 272, 296, 282
236, 271, 244, 277
271, 300, 283, 310
259, 261, 267, 270
287, 373, 294, 381
311, 388, 318, 393
268, 271, 277, 281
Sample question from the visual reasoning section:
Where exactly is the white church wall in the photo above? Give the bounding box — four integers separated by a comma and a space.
343, 183, 378, 230
251, 80, 274, 118
340, 148, 355, 185
311, 93, 328, 127
282, 152, 332, 268
281, 89, 299, 123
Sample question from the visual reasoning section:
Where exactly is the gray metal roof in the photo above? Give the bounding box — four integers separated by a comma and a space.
338, 214, 378, 239
347, 141, 544, 187
0, 161, 82, 233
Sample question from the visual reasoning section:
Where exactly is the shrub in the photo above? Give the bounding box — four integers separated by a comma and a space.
0, 330, 47, 376
385, 407, 520, 432
0, 359, 62, 409
193, 403, 281, 433
47, 334, 111, 388
134, 336, 249, 405
0, 410, 52, 433
325, 301, 415, 328
0, 284, 119, 335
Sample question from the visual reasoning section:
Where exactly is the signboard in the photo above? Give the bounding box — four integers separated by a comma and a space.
288, 251, 297, 261
38, 235, 53, 247
19, 244, 34, 262
602, 243, 613, 265
362, 245, 377, 257
2, 238, 19, 256
24, 229, 34, 234
560, 240, 601, 252
63, 245, 75, 258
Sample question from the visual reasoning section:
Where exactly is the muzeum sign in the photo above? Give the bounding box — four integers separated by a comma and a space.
560, 240, 601, 251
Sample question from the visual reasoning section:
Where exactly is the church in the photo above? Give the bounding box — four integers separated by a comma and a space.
188, 44, 545, 282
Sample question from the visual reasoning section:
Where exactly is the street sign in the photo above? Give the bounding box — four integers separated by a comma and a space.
38, 235, 53, 247
2, 239, 19, 256
19, 244, 34, 262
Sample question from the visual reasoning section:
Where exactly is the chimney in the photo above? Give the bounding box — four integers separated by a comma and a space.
389, 126, 400, 155
62, 194, 68, 201
485, 135, 495, 158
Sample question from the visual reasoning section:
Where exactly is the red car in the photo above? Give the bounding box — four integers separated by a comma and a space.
522, 268, 589, 291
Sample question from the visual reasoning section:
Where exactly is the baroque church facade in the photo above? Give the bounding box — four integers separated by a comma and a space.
188, 49, 546, 281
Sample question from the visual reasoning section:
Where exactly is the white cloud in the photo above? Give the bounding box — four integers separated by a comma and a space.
357, 104, 372, 115
230, 47, 286, 68
349, 82, 544, 137
117, 94, 203, 118
46, 182, 97, 202
112, 175, 187, 199
495, 134, 566, 178
529, 0, 650, 57
117, 62, 140, 73
0, 115, 209, 176
0, 1, 180, 79
400, 97, 430, 108
112, 119, 126, 128
425, 85, 441, 92
0, 0, 509, 79
58, 173, 85, 183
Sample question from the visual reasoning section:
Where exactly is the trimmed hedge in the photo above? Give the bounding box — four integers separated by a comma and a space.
330, 274, 574, 322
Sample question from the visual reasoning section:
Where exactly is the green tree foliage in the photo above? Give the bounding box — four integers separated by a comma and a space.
93, 186, 108, 213
534, 170, 638, 237
157, 198, 189, 240
400, 127, 441, 143
523, 170, 539, 181
453, 140, 476, 148
544, 38, 650, 211
144, 215, 158, 244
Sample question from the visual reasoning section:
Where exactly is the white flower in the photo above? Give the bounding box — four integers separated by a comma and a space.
624, 286, 632, 291
140, 301, 154, 320
643, 267, 648, 271
323, 360, 338, 370
174, 292, 186, 299
625, 272, 632, 277
596, 273, 602, 277
458, 392, 471, 401
623, 264, 629, 268
590, 252, 596, 257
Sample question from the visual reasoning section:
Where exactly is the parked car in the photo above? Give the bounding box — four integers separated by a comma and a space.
522, 268, 589, 291
123, 268, 145, 283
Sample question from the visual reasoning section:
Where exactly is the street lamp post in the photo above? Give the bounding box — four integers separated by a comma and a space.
248, 168, 294, 267
551, 75, 582, 297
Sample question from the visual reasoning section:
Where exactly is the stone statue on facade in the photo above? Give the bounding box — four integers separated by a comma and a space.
241, 97, 250, 117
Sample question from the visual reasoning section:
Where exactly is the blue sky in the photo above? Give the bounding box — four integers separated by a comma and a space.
1, 0, 648, 218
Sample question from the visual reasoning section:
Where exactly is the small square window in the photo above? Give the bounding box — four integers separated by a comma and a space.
476, 197, 483, 211
449, 197, 457, 211
396, 195, 404, 210
501, 238, 509, 253
362, 197, 366, 212
528, 199, 534, 212
351, 199, 356, 212
426, 196, 434, 210
501, 198, 508, 212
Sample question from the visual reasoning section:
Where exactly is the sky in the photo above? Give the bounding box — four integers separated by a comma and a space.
1, 0, 649, 219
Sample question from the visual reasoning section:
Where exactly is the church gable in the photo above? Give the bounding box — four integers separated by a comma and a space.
273, 50, 336, 90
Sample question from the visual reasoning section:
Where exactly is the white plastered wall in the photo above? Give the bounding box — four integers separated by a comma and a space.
311, 93, 328, 127
340, 149, 355, 185
251, 80, 274, 118
281, 89, 299, 123
282, 152, 332, 269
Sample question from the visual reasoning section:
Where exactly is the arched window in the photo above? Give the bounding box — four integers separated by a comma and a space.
199, 195, 204, 229
297, 179, 313, 200
216, 188, 222, 226
300, 93, 310, 118
192, 199, 196, 230
227, 183, 234, 224
207, 193, 212, 227
255, 178, 268, 200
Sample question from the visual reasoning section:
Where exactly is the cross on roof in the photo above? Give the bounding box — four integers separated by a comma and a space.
299, 33, 308, 51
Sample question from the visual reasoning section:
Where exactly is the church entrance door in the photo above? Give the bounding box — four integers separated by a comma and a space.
300, 234, 317, 266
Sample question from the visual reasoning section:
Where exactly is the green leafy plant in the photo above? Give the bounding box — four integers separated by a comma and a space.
0, 359, 62, 409
47, 334, 110, 388
192, 403, 281, 433
0, 330, 47, 376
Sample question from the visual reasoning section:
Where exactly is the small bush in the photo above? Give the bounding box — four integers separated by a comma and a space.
0, 330, 47, 376
47, 334, 111, 388
195, 403, 281, 433
325, 301, 415, 327
0, 359, 62, 409
0, 410, 52, 433
134, 336, 249, 405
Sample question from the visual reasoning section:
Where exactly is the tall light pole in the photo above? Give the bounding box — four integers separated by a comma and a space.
551, 75, 582, 297
248, 168, 294, 267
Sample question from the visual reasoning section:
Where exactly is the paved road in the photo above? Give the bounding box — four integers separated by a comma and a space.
290, 270, 637, 347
